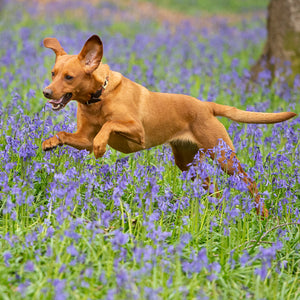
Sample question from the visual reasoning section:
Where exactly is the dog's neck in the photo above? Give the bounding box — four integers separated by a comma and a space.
85, 76, 109, 105
84, 64, 110, 105
83, 64, 122, 106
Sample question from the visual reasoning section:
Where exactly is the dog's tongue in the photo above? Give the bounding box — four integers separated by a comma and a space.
48, 97, 64, 111
48, 96, 64, 106
48, 93, 72, 111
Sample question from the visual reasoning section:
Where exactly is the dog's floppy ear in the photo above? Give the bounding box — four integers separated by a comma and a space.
43, 37, 67, 59
78, 35, 103, 74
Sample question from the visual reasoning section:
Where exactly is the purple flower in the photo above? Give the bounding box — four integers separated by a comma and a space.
240, 251, 251, 267
106, 289, 117, 300
116, 269, 129, 287
3, 251, 12, 266
46, 245, 53, 257
207, 273, 218, 281
182, 248, 209, 275
111, 230, 129, 250
276, 260, 288, 274
85, 268, 93, 278
25, 231, 38, 247
24, 260, 35, 272
53, 279, 68, 300
228, 250, 236, 269
64, 229, 81, 242
145, 222, 171, 243
81, 281, 89, 288
46, 226, 55, 238
254, 262, 268, 280
144, 287, 162, 300
67, 244, 78, 257
99, 272, 107, 285
101, 211, 114, 227
17, 280, 31, 297
59, 264, 66, 274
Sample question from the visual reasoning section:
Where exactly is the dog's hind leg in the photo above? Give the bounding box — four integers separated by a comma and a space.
208, 147, 269, 218
170, 141, 216, 194
170, 141, 199, 172
191, 118, 268, 217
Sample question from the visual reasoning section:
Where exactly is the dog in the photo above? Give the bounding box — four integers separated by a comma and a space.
42, 35, 297, 218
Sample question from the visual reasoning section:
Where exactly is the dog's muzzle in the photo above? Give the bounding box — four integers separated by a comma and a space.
44, 91, 73, 111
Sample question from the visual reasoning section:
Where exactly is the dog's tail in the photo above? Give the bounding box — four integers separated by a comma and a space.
210, 103, 297, 124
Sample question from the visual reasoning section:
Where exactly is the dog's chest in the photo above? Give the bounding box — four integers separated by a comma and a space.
78, 103, 109, 127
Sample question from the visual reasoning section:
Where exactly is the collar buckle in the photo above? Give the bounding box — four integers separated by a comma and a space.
103, 78, 108, 89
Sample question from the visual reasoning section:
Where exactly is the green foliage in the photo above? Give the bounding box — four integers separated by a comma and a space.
139, 0, 269, 14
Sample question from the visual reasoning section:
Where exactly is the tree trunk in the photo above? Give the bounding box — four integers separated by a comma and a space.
251, 0, 300, 83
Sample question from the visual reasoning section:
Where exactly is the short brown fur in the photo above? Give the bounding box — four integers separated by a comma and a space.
42, 35, 297, 218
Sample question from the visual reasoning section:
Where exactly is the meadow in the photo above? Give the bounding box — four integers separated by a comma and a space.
0, 1, 299, 299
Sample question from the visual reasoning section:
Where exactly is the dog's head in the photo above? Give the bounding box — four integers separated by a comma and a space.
43, 35, 103, 110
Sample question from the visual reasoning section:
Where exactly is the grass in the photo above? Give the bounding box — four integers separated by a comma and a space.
139, 0, 269, 14
0, 1, 299, 299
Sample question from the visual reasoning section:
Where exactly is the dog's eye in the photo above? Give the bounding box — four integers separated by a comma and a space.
65, 75, 74, 80
51, 71, 55, 77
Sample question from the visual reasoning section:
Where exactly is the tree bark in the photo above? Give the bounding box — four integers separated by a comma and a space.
251, 0, 300, 83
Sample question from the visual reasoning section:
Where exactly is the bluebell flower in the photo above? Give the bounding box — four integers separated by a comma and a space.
106, 288, 117, 300
116, 268, 129, 287
144, 287, 162, 300
207, 273, 218, 281
254, 262, 268, 281
46, 245, 52, 257
64, 229, 81, 242
276, 260, 288, 274
59, 264, 66, 274
17, 280, 31, 297
46, 226, 55, 238
24, 261, 34, 272
3, 251, 12, 266
81, 281, 89, 288
228, 250, 236, 269
111, 230, 129, 250
85, 268, 93, 278
66, 244, 78, 257
53, 279, 68, 300
240, 251, 251, 267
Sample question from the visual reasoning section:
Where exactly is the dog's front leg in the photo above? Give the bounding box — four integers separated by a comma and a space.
42, 131, 93, 152
93, 120, 145, 158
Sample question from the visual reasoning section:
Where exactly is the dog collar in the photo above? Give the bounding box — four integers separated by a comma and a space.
85, 77, 109, 105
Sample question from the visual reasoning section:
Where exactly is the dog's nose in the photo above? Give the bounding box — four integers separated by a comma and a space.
43, 88, 53, 99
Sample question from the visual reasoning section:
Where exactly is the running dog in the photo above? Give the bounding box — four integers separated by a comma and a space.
42, 35, 297, 217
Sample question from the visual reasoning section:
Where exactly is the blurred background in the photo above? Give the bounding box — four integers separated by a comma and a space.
0, 3, 299, 300
0, 0, 298, 106
0, 0, 269, 27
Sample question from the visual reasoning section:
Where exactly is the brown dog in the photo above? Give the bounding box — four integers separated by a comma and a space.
42, 35, 297, 217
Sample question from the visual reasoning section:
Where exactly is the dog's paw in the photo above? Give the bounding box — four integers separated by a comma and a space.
93, 143, 106, 159
42, 136, 61, 151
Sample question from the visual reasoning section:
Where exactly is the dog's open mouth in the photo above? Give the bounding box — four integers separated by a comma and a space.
48, 93, 72, 111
